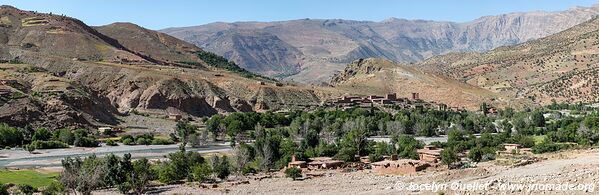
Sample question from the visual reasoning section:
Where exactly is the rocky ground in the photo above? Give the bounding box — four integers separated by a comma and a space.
94, 148, 599, 195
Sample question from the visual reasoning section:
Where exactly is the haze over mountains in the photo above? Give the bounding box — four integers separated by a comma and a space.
162, 5, 599, 83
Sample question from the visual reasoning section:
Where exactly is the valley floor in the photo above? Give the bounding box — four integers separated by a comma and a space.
95, 148, 599, 195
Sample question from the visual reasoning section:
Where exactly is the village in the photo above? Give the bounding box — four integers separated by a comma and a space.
285, 143, 533, 176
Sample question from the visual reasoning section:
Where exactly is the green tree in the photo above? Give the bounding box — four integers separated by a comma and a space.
206, 115, 222, 140
531, 111, 546, 127
53, 129, 75, 145
335, 129, 367, 162
480, 102, 489, 116
468, 146, 483, 162
285, 167, 302, 180
32, 128, 52, 141
0, 123, 24, 147
441, 147, 458, 168
392, 134, 424, 159
129, 158, 154, 195
191, 163, 213, 183
214, 156, 230, 180
176, 121, 198, 151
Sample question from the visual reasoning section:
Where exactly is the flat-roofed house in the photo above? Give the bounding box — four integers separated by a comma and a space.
371, 159, 430, 175
307, 157, 344, 170
288, 155, 307, 168
417, 145, 443, 163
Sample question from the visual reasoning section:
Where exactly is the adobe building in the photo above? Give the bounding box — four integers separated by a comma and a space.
417, 145, 443, 163
168, 113, 182, 121
385, 93, 397, 100
371, 159, 430, 175
288, 155, 307, 168
503, 144, 521, 151
307, 157, 344, 170
165, 107, 183, 121
411, 92, 420, 100
497, 143, 532, 155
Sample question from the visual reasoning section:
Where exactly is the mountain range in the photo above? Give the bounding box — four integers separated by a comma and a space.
162, 5, 599, 83
0, 5, 597, 129
0, 6, 331, 129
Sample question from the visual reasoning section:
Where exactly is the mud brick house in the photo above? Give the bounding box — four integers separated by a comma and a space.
497, 143, 532, 155
307, 157, 343, 169
372, 159, 430, 175
411, 92, 420, 100
288, 155, 307, 168
417, 145, 443, 163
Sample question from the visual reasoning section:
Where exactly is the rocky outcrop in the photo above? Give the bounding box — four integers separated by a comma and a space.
0, 6, 332, 128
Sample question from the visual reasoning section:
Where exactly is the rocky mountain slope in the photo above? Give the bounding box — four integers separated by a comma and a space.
329, 58, 523, 110
162, 5, 599, 83
419, 16, 599, 105
0, 6, 336, 129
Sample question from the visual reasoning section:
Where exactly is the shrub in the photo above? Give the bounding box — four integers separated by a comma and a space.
532, 141, 568, 154
285, 167, 302, 180
17, 184, 35, 195
151, 138, 174, 145
441, 147, 458, 167
157, 164, 180, 184
368, 153, 384, 163
468, 146, 484, 162
0, 183, 7, 195
191, 163, 212, 182
0, 123, 23, 147
74, 136, 99, 147
213, 156, 230, 180
241, 164, 257, 175
53, 129, 75, 145
29, 140, 69, 149
32, 128, 51, 141
121, 135, 135, 145
135, 137, 151, 145
105, 140, 118, 146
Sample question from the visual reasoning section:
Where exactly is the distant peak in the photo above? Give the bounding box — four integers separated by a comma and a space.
0, 5, 18, 10
381, 17, 402, 23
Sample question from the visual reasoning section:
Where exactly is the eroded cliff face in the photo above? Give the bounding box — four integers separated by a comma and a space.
36, 57, 327, 117
0, 58, 331, 128
0, 6, 334, 129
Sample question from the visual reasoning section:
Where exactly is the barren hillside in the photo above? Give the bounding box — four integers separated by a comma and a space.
329, 58, 524, 110
0, 6, 340, 128
419, 16, 599, 105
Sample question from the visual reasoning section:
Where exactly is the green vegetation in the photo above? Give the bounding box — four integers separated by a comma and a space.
285, 167, 302, 180
113, 133, 176, 146
179, 50, 274, 81
0, 125, 99, 150
0, 170, 58, 188
2, 102, 597, 191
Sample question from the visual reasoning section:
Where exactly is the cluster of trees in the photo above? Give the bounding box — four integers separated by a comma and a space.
179, 50, 273, 81
59, 153, 153, 195
54, 151, 232, 195
204, 108, 498, 144
119, 134, 174, 146
200, 106, 599, 169
0, 125, 98, 151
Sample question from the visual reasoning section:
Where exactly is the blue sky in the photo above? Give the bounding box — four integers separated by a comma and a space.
3, 0, 598, 30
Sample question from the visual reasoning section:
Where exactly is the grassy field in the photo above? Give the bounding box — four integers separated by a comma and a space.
0, 170, 59, 188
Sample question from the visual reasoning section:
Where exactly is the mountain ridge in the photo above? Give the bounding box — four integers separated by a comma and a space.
162, 5, 599, 83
